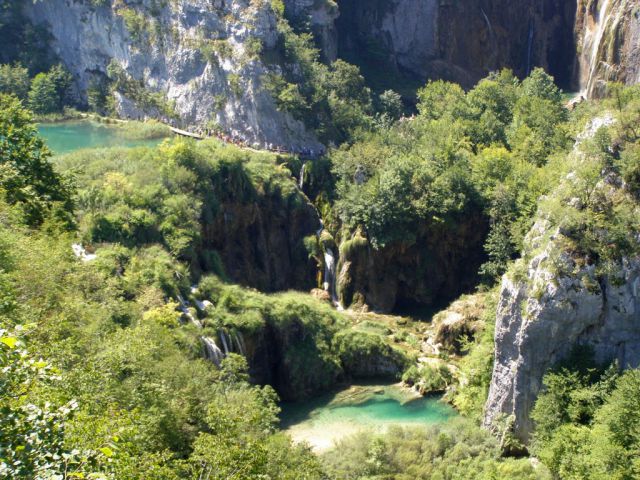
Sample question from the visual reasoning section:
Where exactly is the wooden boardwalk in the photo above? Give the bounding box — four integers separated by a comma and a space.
169, 126, 204, 140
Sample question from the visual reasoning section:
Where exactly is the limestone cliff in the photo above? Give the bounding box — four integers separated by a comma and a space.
24, 0, 321, 148
484, 116, 640, 443
334, 0, 577, 90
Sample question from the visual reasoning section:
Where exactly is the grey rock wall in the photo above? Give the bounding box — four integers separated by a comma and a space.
25, 0, 321, 149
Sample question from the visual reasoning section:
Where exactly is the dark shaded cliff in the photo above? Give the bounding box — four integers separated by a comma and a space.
333, 0, 578, 91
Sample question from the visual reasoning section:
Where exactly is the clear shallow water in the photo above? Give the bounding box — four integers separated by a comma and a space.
280, 384, 456, 452
37, 121, 164, 154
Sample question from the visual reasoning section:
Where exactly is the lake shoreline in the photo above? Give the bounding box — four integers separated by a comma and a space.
280, 382, 456, 453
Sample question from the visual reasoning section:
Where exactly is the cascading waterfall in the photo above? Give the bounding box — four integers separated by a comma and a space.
202, 336, 224, 367
579, 0, 626, 97
71, 243, 97, 262
177, 294, 203, 328
178, 292, 247, 366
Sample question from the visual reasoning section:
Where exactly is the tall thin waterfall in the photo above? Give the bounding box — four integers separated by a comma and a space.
219, 329, 231, 355
526, 20, 534, 76
299, 163, 307, 190
579, 0, 626, 97
293, 157, 344, 310
323, 247, 343, 310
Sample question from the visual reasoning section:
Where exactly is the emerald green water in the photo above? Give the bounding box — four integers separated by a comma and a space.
280, 384, 456, 451
37, 121, 164, 154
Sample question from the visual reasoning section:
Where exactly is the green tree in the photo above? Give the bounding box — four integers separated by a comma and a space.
0, 63, 29, 99
28, 72, 59, 114
0, 94, 74, 225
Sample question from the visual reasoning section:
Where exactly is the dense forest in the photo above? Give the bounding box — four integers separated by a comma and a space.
2, 0, 640, 478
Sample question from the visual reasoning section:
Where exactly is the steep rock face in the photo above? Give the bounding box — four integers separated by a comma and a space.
25, 0, 320, 148
575, 0, 640, 97
484, 116, 640, 442
284, 0, 339, 61
334, 0, 577, 89
337, 214, 487, 313
484, 219, 640, 442
336, 0, 438, 79
200, 194, 319, 293
436, 0, 578, 89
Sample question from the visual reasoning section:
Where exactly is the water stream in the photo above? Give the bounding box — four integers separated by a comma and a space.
299, 164, 343, 310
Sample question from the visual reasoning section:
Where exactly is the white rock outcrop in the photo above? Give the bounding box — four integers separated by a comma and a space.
484, 116, 640, 443
484, 220, 640, 442
25, 0, 320, 149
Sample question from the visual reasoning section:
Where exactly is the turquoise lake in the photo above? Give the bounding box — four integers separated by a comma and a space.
280, 384, 456, 452
37, 120, 166, 154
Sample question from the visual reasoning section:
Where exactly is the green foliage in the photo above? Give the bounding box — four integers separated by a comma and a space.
334, 330, 408, 379
449, 290, 497, 417
529, 349, 640, 479
118, 7, 149, 44
0, 188, 322, 479
0, 64, 30, 100
114, 119, 173, 140
321, 421, 546, 479
57, 137, 306, 265
266, 18, 372, 143
0, 94, 74, 226
403, 362, 453, 394
87, 75, 112, 114
27, 64, 73, 115
0, 327, 107, 479
333, 68, 570, 283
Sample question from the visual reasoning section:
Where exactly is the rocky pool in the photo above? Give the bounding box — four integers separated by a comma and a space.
280, 383, 456, 452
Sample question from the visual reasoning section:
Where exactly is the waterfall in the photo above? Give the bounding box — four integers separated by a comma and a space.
233, 332, 246, 356
219, 329, 231, 355
177, 294, 203, 328
202, 336, 224, 367
526, 20, 534, 76
178, 292, 248, 366
323, 247, 343, 310
299, 162, 307, 190
71, 243, 97, 262
292, 155, 344, 311
480, 8, 497, 67
323, 248, 335, 291
579, 0, 625, 97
